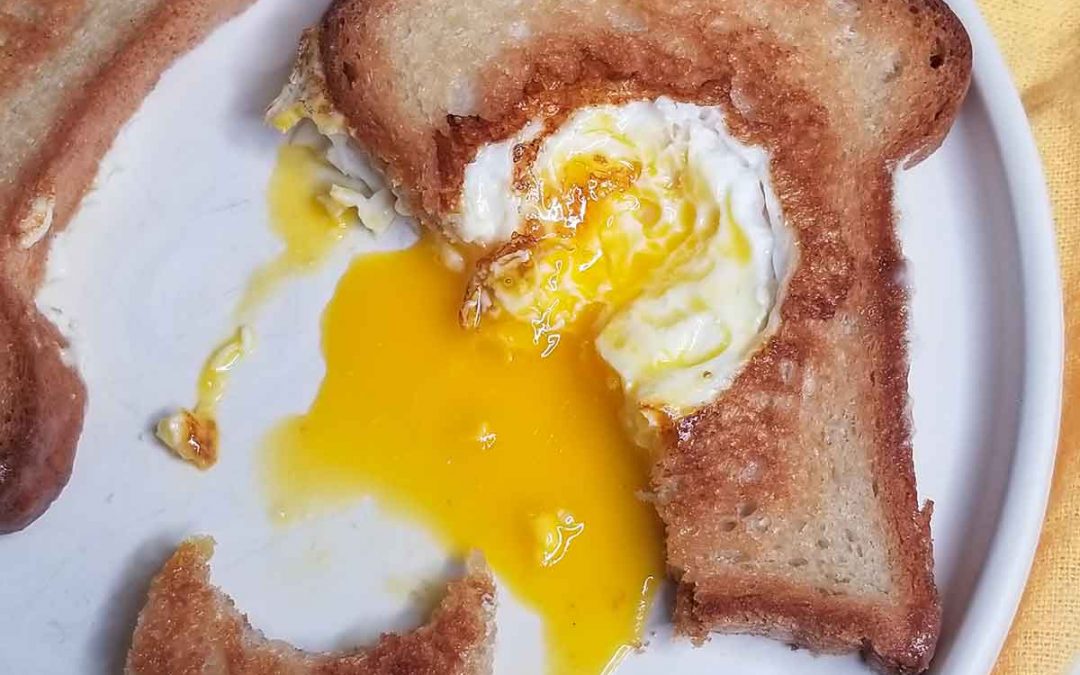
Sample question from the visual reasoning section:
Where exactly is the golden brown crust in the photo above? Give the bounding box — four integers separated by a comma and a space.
674, 566, 938, 674
321, 0, 971, 230
0, 1, 85, 94
657, 137, 943, 672
125, 537, 497, 675
0, 0, 256, 533
1, 0, 258, 294
0, 280, 85, 534
318, 0, 971, 671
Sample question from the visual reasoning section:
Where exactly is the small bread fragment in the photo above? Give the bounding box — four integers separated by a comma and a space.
125, 537, 496, 675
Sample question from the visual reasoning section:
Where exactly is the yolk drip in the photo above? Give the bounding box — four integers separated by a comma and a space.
156, 326, 251, 469
196, 326, 251, 411
266, 153, 665, 673
239, 144, 350, 319
158, 144, 349, 469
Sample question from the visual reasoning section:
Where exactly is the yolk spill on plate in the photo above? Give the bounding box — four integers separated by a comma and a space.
156, 326, 251, 469
265, 148, 665, 673
238, 144, 350, 319
158, 145, 350, 467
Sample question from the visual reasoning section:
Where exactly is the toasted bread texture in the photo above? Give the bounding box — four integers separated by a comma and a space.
0, 0, 254, 532
125, 537, 497, 675
315, 0, 971, 671
0, 280, 85, 533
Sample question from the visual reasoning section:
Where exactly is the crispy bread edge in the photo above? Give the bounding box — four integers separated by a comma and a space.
320, 0, 971, 229
662, 45, 968, 675
0, 282, 85, 534
2, 0, 258, 294
0, 0, 256, 533
125, 537, 497, 675
662, 8, 969, 668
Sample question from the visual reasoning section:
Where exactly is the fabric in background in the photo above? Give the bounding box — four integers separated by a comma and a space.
978, 1, 1080, 673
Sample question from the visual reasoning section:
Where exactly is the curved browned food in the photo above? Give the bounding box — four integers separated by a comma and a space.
0, 280, 84, 534
125, 538, 496, 675
0, 0, 256, 533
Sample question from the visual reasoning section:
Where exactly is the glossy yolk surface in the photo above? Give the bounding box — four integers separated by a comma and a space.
239, 144, 350, 319
265, 147, 664, 673
159, 144, 344, 468
492, 148, 751, 351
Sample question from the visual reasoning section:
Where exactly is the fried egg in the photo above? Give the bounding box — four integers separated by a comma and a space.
264, 41, 788, 675
459, 99, 787, 425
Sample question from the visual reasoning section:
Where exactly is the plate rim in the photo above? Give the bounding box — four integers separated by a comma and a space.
934, 2, 1064, 673
4, 1, 1063, 672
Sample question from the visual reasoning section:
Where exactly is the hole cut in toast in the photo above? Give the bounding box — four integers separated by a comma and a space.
309, 0, 972, 670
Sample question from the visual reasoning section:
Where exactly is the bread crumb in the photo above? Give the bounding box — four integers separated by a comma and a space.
155, 409, 218, 469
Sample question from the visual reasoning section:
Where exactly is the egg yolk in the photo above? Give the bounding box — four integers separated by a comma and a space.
265, 147, 664, 673
239, 144, 350, 319
156, 325, 252, 469
157, 144, 345, 468
487, 144, 753, 356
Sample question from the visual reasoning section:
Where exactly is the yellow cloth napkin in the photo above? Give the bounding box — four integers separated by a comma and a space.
978, 1, 1080, 673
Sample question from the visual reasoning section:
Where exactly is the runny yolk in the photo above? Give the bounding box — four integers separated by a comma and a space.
238, 144, 350, 319
490, 149, 750, 350
265, 148, 665, 673
156, 326, 251, 469
158, 144, 344, 468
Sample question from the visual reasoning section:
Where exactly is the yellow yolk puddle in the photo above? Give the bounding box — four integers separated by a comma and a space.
265, 160, 665, 673
238, 144, 350, 319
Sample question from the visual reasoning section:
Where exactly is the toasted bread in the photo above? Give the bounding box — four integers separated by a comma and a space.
311, 0, 971, 671
0, 0, 255, 532
125, 537, 497, 675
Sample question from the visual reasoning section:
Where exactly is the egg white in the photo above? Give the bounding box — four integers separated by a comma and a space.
269, 47, 791, 419
458, 99, 790, 416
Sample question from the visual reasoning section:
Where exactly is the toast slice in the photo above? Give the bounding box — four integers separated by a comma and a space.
310, 0, 971, 671
0, 0, 255, 532
125, 537, 497, 675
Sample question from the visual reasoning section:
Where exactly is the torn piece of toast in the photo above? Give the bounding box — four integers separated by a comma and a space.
303, 0, 972, 671
125, 537, 497, 675
0, 0, 255, 532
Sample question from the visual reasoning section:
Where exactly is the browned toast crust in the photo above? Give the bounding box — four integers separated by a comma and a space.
659, 154, 943, 672
0, 0, 255, 532
318, 0, 971, 670
320, 0, 969, 229
0, 281, 85, 534
125, 537, 497, 675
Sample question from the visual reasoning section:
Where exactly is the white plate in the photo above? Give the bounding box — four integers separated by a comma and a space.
0, 1, 1061, 673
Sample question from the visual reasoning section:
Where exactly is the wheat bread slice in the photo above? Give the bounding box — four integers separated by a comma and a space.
125, 537, 497, 675
314, 0, 971, 671
0, 0, 255, 532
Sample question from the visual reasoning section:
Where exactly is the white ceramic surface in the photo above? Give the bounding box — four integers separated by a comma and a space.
0, 1, 1061, 673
